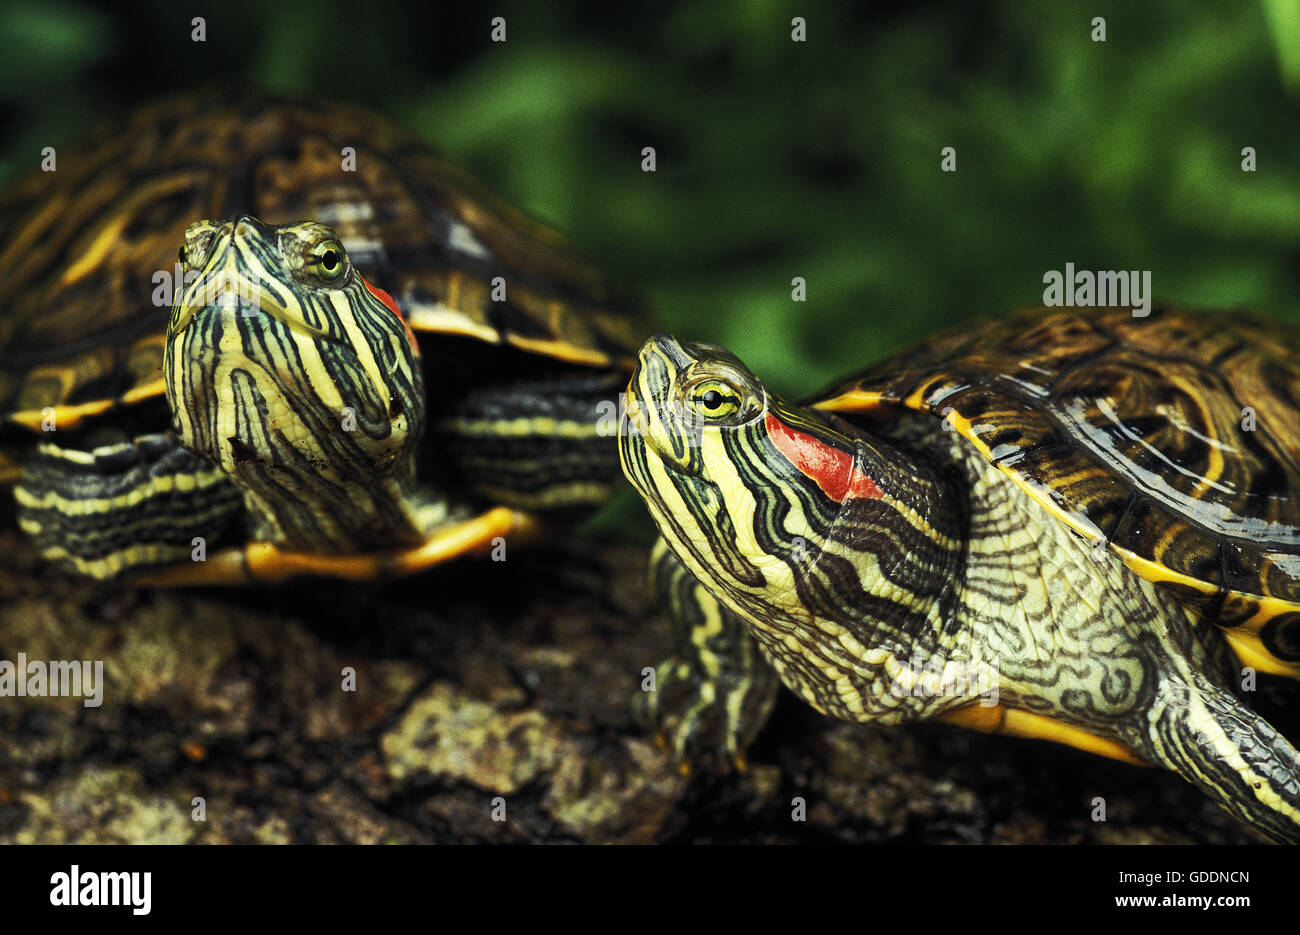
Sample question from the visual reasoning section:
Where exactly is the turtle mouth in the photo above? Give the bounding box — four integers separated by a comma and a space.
626, 398, 711, 483
620, 382, 702, 495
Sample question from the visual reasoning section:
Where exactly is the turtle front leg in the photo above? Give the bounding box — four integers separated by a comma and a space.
636, 537, 781, 770
15, 432, 245, 581
1133, 676, 1300, 843
432, 367, 627, 514
17, 426, 548, 585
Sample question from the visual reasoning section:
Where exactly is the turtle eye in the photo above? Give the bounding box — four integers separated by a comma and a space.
180, 221, 219, 270
308, 239, 348, 283
686, 379, 744, 421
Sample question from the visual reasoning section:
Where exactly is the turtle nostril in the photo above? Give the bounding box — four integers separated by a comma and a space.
227, 437, 258, 464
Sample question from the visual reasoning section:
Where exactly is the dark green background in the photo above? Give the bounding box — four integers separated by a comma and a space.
2, 0, 1298, 531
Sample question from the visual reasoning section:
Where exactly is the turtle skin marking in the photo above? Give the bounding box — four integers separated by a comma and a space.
0, 97, 641, 582
0, 95, 638, 425
621, 313, 1300, 842
817, 306, 1300, 677
635, 538, 780, 770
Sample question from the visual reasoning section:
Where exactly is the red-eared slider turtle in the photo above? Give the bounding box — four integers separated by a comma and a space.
619, 307, 1300, 842
0, 97, 638, 583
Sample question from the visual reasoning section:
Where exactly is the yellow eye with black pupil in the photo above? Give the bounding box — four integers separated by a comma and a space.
310, 241, 346, 281
689, 381, 741, 418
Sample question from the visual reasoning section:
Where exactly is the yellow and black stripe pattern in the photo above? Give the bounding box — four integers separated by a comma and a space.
435, 367, 627, 513
15, 431, 243, 579
0, 97, 644, 580
636, 536, 781, 764
0, 95, 639, 426
165, 216, 426, 553
815, 306, 1300, 676
620, 335, 967, 725
620, 332, 1300, 842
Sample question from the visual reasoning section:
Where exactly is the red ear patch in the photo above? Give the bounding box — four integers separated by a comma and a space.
362, 277, 419, 352
765, 413, 883, 503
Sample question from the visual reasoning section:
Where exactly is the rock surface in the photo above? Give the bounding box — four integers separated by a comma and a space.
0, 527, 1280, 844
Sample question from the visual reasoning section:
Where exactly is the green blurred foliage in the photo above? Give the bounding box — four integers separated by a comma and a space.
0, 0, 1297, 537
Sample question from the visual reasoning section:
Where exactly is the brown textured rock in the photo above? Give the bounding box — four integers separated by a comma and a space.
0, 525, 1283, 844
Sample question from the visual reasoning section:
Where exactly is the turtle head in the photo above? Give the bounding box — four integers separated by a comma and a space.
164, 215, 427, 551
620, 333, 849, 624
621, 333, 870, 521
620, 334, 965, 677
621, 333, 767, 475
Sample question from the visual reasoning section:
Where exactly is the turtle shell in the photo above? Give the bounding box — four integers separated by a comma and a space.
0, 95, 639, 432
814, 305, 1300, 677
